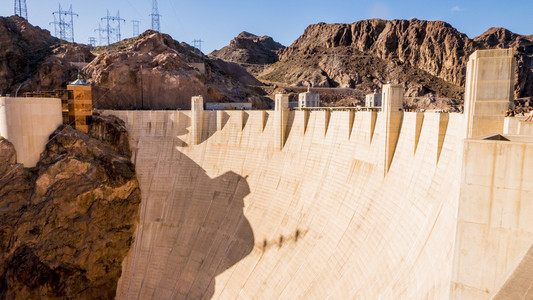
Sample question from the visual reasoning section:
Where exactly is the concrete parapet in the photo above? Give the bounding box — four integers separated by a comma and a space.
0, 97, 62, 167
191, 96, 204, 145
504, 117, 521, 134
464, 49, 515, 138
517, 121, 533, 135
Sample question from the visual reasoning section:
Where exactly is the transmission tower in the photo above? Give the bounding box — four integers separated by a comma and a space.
94, 23, 106, 46
192, 39, 204, 52
14, 0, 28, 20
101, 10, 125, 45
88, 37, 97, 47
51, 4, 78, 43
150, 0, 161, 32
132, 20, 140, 37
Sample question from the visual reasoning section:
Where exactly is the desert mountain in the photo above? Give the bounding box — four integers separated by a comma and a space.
0, 16, 267, 109
0, 16, 93, 96
84, 31, 267, 109
209, 31, 285, 74
256, 19, 532, 103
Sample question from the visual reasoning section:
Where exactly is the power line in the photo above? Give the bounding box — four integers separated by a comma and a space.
132, 20, 140, 37
101, 10, 125, 45
14, 0, 27, 20
50, 4, 78, 43
150, 0, 161, 32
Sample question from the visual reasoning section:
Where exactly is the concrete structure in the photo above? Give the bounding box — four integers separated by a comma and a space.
0, 97, 62, 167
365, 90, 382, 107
67, 77, 93, 133
189, 63, 206, 75
205, 102, 252, 110
452, 134, 533, 298
100, 49, 533, 299
381, 84, 404, 175
298, 91, 320, 108
191, 96, 204, 145
274, 93, 289, 150
464, 49, 515, 138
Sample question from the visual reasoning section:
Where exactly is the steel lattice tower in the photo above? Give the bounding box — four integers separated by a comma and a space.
192, 39, 204, 52
132, 20, 140, 37
94, 24, 106, 46
150, 0, 161, 32
14, 0, 28, 20
101, 10, 125, 45
88, 37, 97, 47
50, 4, 78, 43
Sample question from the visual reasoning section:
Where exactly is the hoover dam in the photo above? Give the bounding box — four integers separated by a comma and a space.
99, 50, 533, 299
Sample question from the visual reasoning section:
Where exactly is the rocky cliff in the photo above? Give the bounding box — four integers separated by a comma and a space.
209, 32, 285, 74
0, 16, 267, 109
0, 16, 94, 96
83, 31, 267, 110
259, 19, 533, 102
0, 115, 141, 299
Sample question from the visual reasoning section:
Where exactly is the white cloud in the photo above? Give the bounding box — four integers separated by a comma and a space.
451, 6, 465, 12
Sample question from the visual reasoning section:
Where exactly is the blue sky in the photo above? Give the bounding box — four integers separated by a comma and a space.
1, 0, 532, 53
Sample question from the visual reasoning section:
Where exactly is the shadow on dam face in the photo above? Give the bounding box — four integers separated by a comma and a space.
122, 151, 255, 299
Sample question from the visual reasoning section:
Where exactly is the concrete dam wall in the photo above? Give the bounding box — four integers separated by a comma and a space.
105, 108, 466, 299
102, 49, 533, 299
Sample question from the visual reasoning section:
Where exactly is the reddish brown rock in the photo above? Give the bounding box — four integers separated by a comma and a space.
260, 19, 533, 105
0, 117, 141, 299
0, 16, 94, 96
209, 31, 285, 66
83, 31, 266, 110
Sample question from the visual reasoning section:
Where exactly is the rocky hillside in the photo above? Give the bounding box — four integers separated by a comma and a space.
0, 16, 94, 96
0, 16, 268, 109
0, 115, 141, 299
209, 32, 285, 74
83, 31, 266, 109
259, 19, 533, 102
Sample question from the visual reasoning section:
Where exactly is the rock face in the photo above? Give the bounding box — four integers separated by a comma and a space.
210, 31, 285, 65
260, 44, 464, 99
278, 19, 474, 86
83, 31, 266, 110
0, 16, 94, 96
0, 115, 141, 299
261, 19, 533, 101
0, 16, 266, 109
